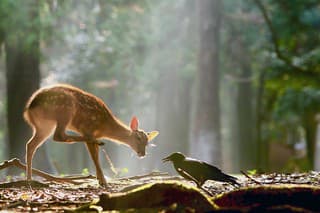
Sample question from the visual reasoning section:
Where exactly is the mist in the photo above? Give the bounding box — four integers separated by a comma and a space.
1, 0, 319, 179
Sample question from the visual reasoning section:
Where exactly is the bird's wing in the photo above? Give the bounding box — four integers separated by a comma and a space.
176, 168, 201, 186
201, 161, 239, 185
182, 158, 222, 175
200, 161, 224, 173
187, 159, 238, 180
174, 159, 211, 184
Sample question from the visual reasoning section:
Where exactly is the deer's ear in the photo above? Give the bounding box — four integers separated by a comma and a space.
147, 131, 159, 142
130, 116, 139, 131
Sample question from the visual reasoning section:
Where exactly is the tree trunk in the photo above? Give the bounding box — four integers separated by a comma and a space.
236, 68, 257, 170
234, 37, 257, 170
155, 69, 192, 172
225, 22, 258, 171
145, 0, 195, 172
303, 113, 318, 169
4, 0, 54, 174
190, 0, 222, 165
256, 72, 269, 171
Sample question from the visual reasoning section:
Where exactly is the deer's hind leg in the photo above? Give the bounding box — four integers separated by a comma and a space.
52, 111, 103, 145
26, 120, 55, 181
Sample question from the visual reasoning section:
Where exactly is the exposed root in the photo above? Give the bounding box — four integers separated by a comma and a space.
0, 158, 96, 184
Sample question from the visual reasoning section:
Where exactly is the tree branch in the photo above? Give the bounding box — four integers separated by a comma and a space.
240, 170, 262, 185
254, 0, 306, 73
0, 158, 96, 184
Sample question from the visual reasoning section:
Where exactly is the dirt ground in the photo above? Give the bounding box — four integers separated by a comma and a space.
1, 171, 320, 212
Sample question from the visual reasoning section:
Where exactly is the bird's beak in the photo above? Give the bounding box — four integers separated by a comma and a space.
162, 156, 171, 163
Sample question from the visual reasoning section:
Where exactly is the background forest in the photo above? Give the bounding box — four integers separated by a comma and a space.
0, 0, 319, 179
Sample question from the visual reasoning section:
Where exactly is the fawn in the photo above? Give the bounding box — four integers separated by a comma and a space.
24, 84, 159, 185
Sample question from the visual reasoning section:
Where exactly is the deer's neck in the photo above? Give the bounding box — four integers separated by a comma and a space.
102, 118, 133, 145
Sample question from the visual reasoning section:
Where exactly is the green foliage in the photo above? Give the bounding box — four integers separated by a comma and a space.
82, 168, 90, 176
258, 0, 320, 170
260, 0, 320, 123
284, 157, 311, 172
42, 1, 159, 115
274, 87, 320, 120
247, 169, 257, 175
0, 0, 41, 51
263, 0, 320, 83
270, 0, 320, 54
118, 167, 129, 177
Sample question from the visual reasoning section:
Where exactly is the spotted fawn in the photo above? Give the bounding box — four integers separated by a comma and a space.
24, 84, 158, 185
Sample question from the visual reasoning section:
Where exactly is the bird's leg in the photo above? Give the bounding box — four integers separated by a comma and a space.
177, 169, 213, 195
177, 168, 202, 187
200, 186, 213, 196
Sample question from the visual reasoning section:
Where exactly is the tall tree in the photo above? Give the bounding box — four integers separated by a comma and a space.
148, 0, 195, 171
255, 0, 320, 169
1, 0, 53, 174
191, 0, 222, 165
234, 40, 257, 170
223, 3, 261, 170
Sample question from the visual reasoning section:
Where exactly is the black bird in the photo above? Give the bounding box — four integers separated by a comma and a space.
162, 152, 240, 187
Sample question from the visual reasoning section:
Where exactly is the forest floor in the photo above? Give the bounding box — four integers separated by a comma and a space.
0, 170, 320, 212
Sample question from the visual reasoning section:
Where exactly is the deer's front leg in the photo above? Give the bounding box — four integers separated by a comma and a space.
86, 143, 107, 186
53, 122, 104, 145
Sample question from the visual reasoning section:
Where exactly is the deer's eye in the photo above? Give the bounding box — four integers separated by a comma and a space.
136, 132, 142, 141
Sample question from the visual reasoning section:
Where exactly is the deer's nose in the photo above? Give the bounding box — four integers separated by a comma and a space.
137, 151, 145, 157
